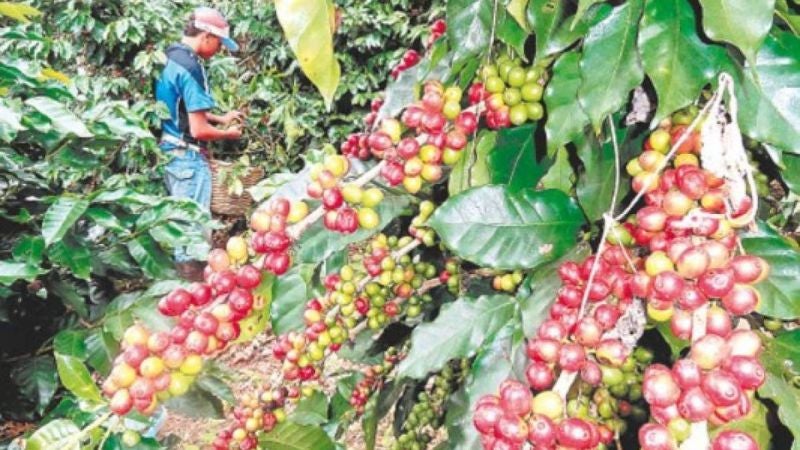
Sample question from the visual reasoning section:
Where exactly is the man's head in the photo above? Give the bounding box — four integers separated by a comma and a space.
183, 7, 238, 59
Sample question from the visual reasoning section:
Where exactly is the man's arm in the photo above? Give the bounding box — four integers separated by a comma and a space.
206, 111, 245, 126
188, 111, 242, 141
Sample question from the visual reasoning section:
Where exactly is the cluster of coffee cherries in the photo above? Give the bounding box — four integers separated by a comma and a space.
248, 197, 311, 275
272, 234, 437, 380
408, 200, 437, 247
350, 347, 405, 413
305, 154, 384, 234
637, 328, 764, 449
390, 49, 421, 80
104, 242, 266, 416
491, 270, 524, 293
391, 359, 469, 450
469, 54, 548, 128
211, 385, 304, 450
425, 18, 447, 48
437, 258, 462, 295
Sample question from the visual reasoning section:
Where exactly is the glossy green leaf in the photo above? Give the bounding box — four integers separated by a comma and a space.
0, 260, 44, 285
397, 294, 517, 379
577, 0, 644, 128
507, 0, 529, 30
575, 128, 631, 221
539, 147, 574, 194
10, 355, 57, 414
295, 193, 409, 263
444, 324, 525, 449
544, 51, 590, 153
274, 0, 340, 108
270, 264, 315, 335
489, 123, 549, 191
55, 353, 104, 403
780, 151, 800, 195
528, 0, 603, 60
740, 221, 800, 319
446, 0, 494, 68
85, 329, 118, 375
196, 373, 235, 405
638, 0, 729, 123
12, 234, 44, 266
733, 30, 800, 155
290, 390, 328, 426
759, 374, 800, 450
164, 385, 224, 418
41, 196, 89, 247
259, 421, 335, 450
126, 234, 176, 279
517, 244, 589, 337
0, 103, 24, 141
26, 419, 80, 450
496, 6, 529, 56
574, 0, 605, 26
698, 0, 775, 62
54, 330, 87, 358
449, 130, 496, 195
25, 96, 92, 138
49, 237, 92, 280
429, 186, 585, 269
759, 329, 800, 449
711, 400, 772, 449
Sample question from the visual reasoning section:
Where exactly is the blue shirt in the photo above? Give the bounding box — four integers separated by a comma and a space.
155, 43, 216, 150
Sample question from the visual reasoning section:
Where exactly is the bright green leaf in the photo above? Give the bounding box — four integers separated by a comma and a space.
507, 0, 529, 30
638, 0, 729, 124
544, 51, 590, 153
496, 6, 529, 56
274, 0, 340, 108
25, 96, 92, 138
49, 237, 92, 280
25, 419, 80, 450
259, 421, 335, 450
0, 2, 42, 23
41, 196, 89, 247
429, 186, 585, 269
539, 147, 574, 193
54, 330, 87, 359
578, 0, 644, 128
488, 123, 550, 191
55, 353, 104, 403
698, 0, 775, 63
0, 260, 44, 285
446, 0, 494, 68
740, 221, 800, 319
127, 235, 176, 279
574, 0, 605, 26
11, 235, 44, 266
270, 264, 315, 335
575, 128, 631, 221
397, 294, 517, 379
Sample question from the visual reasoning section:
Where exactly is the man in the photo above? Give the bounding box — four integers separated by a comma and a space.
155, 6, 244, 280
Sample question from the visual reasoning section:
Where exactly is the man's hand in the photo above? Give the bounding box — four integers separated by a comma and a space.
220, 110, 246, 126
224, 124, 243, 139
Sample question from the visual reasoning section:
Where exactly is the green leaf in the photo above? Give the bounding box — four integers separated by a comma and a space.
780, 151, 800, 195
84, 207, 125, 232
488, 123, 549, 191
291, 390, 329, 426
274, 0, 340, 108
698, 0, 775, 63
196, 374, 235, 405
517, 244, 590, 337
54, 330, 87, 359
85, 329, 118, 375
295, 194, 409, 263
638, 0, 729, 123
41, 196, 89, 247
544, 51, 590, 153
539, 147, 574, 193
733, 30, 800, 155
397, 294, 517, 379
25, 419, 80, 450
235, 274, 275, 344
0, 102, 24, 141
445, 324, 525, 449
574, 0, 605, 26
10, 356, 57, 414
740, 221, 800, 319
55, 353, 104, 403
429, 186, 585, 269
271, 264, 315, 335
449, 130, 496, 195
49, 237, 92, 280
0, 260, 44, 285
446, 0, 494, 68
507, 0, 529, 30
575, 128, 631, 221
577, 0, 644, 128
259, 421, 336, 450
25, 96, 93, 138
655, 322, 689, 359
496, 6, 530, 57
528, 0, 603, 60
12, 235, 44, 266
759, 374, 800, 450
127, 235, 176, 279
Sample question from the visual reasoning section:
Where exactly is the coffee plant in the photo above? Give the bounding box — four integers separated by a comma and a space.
4, 0, 800, 449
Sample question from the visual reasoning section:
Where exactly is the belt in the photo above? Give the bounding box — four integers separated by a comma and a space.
160, 134, 208, 157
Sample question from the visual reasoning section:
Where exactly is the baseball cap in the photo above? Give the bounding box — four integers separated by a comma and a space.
192, 6, 239, 52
